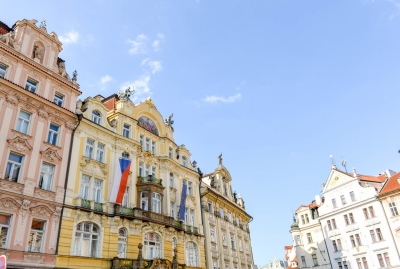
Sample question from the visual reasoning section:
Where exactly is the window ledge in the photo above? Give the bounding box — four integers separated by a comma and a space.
11, 129, 32, 139
43, 141, 61, 150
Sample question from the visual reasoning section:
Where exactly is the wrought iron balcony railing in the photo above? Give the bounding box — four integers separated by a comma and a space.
137, 175, 163, 186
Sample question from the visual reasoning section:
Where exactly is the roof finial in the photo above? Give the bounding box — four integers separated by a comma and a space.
330, 155, 336, 169
341, 157, 347, 172
352, 168, 357, 177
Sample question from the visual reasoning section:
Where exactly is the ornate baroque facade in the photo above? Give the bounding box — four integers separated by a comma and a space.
56, 93, 206, 269
0, 19, 80, 268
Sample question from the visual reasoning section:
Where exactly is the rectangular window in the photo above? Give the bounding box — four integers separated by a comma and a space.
138, 162, 143, 176
141, 192, 148, 210
332, 218, 337, 229
145, 164, 150, 177
295, 235, 301, 245
16, 110, 31, 134
96, 143, 105, 163
362, 257, 369, 269
312, 254, 318, 266
80, 175, 90, 200
152, 193, 161, 213
228, 212, 232, 222
350, 235, 356, 247
85, 139, 95, 158
122, 187, 129, 207
0, 64, 7, 78
384, 252, 391, 267
208, 202, 213, 213
169, 147, 173, 158
93, 179, 102, 203
47, 123, 59, 145
182, 156, 187, 167
333, 240, 338, 251
219, 208, 224, 218
140, 135, 144, 149
169, 173, 174, 188
363, 208, 369, 219
343, 261, 348, 269
377, 254, 385, 268
5, 152, 23, 182
188, 181, 193, 196
28, 220, 45, 252
349, 213, 355, 224
152, 167, 156, 177
39, 163, 54, 191
0, 215, 11, 248
389, 202, 399, 217
53, 93, 64, 106
301, 256, 307, 267
151, 141, 156, 155
340, 195, 346, 205
338, 262, 343, 269
230, 235, 236, 249
145, 138, 150, 151
368, 206, 375, 218
370, 229, 377, 243
327, 220, 332, 230
376, 228, 383, 241
307, 233, 313, 243
305, 214, 309, 223
190, 209, 195, 226
123, 124, 130, 138
25, 78, 38, 93
332, 198, 337, 208
301, 215, 305, 224
337, 239, 342, 250
170, 202, 175, 219
355, 233, 362, 246
344, 214, 350, 225
357, 258, 362, 269
210, 228, 215, 241
350, 191, 356, 201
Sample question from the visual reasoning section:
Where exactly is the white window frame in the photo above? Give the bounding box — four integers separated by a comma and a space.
53, 92, 64, 106
170, 201, 175, 219
138, 162, 144, 176
389, 202, 398, 217
140, 135, 144, 148
146, 138, 150, 151
25, 78, 38, 93
230, 235, 236, 249
5, 152, 23, 182
117, 228, 127, 258
188, 181, 193, 196
39, 162, 54, 191
123, 124, 130, 138
0, 214, 11, 249
96, 143, 105, 163
182, 156, 187, 167
92, 110, 101, 125
93, 179, 102, 203
151, 141, 156, 155
85, 139, 95, 159
122, 187, 129, 207
73, 222, 99, 257
152, 192, 161, 213
80, 175, 90, 200
0, 63, 7, 78
47, 123, 60, 145
141, 192, 149, 210
144, 232, 162, 259
169, 147, 173, 158
16, 110, 31, 134
27, 220, 45, 252
186, 241, 199, 267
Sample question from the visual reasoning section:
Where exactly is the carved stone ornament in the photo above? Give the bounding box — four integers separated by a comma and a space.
7, 136, 32, 153
0, 179, 23, 193
20, 199, 31, 225
23, 254, 44, 264
0, 197, 20, 211
27, 70, 39, 80
144, 150, 153, 165
53, 206, 62, 225
40, 147, 62, 163
5, 92, 19, 106
34, 187, 56, 200
0, 53, 10, 64
30, 205, 53, 218
65, 121, 75, 131
37, 105, 48, 119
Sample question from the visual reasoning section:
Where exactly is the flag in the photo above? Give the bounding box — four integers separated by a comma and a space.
110, 158, 132, 204
179, 181, 187, 220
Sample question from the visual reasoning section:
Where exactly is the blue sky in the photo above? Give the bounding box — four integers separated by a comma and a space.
3, 0, 400, 265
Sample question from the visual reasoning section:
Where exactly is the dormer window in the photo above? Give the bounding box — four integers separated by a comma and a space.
0, 64, 7, 78
92, 111, 101, 124
25, 78, 38, 93
53, 93, 64, 106
182, 156, 187, 167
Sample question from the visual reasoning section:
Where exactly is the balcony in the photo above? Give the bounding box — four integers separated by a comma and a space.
94, 202, 103, 212
133, 208, 174, 226
173, 220, 183, 229
137, 175, 162, 186
81, 199, 91, 209
120, 207, 135, 216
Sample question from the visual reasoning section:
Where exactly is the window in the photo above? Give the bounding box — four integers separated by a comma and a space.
169, 173, 174, 188
144, 232, 162, 259
39, 163, 54, 191
338, 262, 343, 269
368, 206, 375, 218
122, 187, 129, 207
376, 228, 384, 241
138, 162, 143, 176
384, 252, 391, 267
362, 257, 369, 269
140, 135, 144, 148
93, 179, 102, 203
349, 213, 355, 224
389, 202, 398, 217
96, 143, 105, 163
332, 218, 337, 229
117, 228, 127, 258
222, 233, 226, 245
152, 167, 156, 177
92, 111, 101, 124
182, 156, 187, 167
357, 258, 362, 269
219, 208, 224, 218
295, 235, 301, 245
47, 124, 59, 145
332, 198, 337, 208
210, 228, 215, 241
28, 220, 45, 252
145, 164, 150, 176
80, 175, 90, 200
74, 222, 99, 257
350, 191, 356, 201
5, 153, 23, 182
305, 214, 309, 223
301, 256, 307, 267
363, 208, 369, 219
307, 232, 313, 243
312, 254, 318, 266
333, 240, 338, 251
188, 182, 193, 196
301, 215, 305, 224
228, 213, 232, 222
337, 239, 342, 250
189, 209, 195, 226
152, 193, 161, 213
208, 202, 213, 213
355, 233, 362, 246
230, 235, 236, 249
186, 241, 199, 267
146, 138, 150, 151
53, 93, 64, 106
340, 195, 347, 205
85, 139, 95, 158
170, 202, 175, 218
343, 261, 348, 269
123, 124, 130, 138
141, 192, 148, 210
151, 141, 156, 155
0, 215, 11, 248
238, 239, 242, 251
25, 78, 38, 93
16, 110, 31, 134
344, 214, 350, 225
0, 64, 7, 78
169, 147, 173, 158
350, 235, 356, 247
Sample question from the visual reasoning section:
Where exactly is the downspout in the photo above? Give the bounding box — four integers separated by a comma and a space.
55, 112, 83, 255
198, 169, 210, 269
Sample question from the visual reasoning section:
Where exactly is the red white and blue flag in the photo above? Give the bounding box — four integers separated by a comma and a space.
110, 158, 132, 204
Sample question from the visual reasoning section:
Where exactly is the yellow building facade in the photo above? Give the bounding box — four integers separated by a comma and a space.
56, 92, 206, 269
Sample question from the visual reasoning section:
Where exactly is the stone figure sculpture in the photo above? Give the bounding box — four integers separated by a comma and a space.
39, 20, 46, 28
72, 70, 78, 83
118, 87, 134, 100
34, 46, 41, 60
0, 31, 15, 46
165, 113, 174, 126
58, 61, 71, 80
218, 153, 223, 165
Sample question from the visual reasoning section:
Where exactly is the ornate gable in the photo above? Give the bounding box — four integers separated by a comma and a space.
40, 147, 62, 163
7, 136, 32, 153
323, 169, 354, 193
30, 205, 53, 219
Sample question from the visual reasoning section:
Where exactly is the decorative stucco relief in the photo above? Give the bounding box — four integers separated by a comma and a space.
40, 147, 62, 164
74, 209, 107, 227
0, 180, 23, 193
30, 205, 53, 219
5, 91, 19, 106
23, 254, 44, 264
20, 199, 31, 225
7, 136, 32, 153
80, 156, 107, 177
0, 197, 20, 211
33, 187, 56, 200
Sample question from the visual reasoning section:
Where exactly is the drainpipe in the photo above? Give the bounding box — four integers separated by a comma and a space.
55, 112, 83, 255
198, 168, 210, 269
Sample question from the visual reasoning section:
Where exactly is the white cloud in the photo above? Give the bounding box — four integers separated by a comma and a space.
203, 93, 242, 103
152, 33, 165, 51
141, 58, 162, 74
100, 75, 113, 85
59, 30, 79, 45
120, 75, 151, 102
128, 34, 148, 55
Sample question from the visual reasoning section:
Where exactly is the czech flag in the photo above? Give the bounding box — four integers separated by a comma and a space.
110, 158, 132, 204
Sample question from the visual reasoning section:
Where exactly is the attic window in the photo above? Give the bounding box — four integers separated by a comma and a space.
92, 111, 101, 124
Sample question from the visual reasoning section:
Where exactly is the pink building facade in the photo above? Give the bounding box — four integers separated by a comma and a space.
0, 19, 80, 268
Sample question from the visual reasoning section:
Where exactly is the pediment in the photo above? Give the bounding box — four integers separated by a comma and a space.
30, 205, 53, 218
80, 156, 107, 177
295, 205, 309, 213
185, 195, 196, 207
323, 169, 354, 193
0, 197, 20, 211
7, 136, 32, 153
40, 147, 62, 163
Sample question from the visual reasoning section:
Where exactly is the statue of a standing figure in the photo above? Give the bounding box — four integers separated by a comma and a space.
34, 46, 41, 60
218, 153, 223, 165
118, 87, 135, 100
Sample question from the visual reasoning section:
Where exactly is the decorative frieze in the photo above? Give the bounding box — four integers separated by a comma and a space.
7, 136, 32, 153
40, 147, 62, 164
34, 187, 56, 201
0, 179, 23, 193
23, 254, 44, 264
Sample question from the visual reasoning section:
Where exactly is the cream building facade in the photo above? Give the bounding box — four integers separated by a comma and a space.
56, 93, 206, 269
200, 157, 254, 269
0, 18, 80, 268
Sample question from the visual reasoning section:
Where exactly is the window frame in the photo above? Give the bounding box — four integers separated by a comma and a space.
0, 214, 11, 249
85, 139, 95, 159
73, 222, 99, 257
38, 162, 55, 191
144, 232, 162, 259
96, 143, 105, 163
5, 152, 24, 182
389, 202, 399, 217
47, 123, 60, 145
332, 198, 337, 208
92, 110, 101, 125
25, 78, 38, 93
27, 219, 45, 252
16, 110, 31, 134
117, 228, 127, 258
0, 63, 7, 78
53, 92, 64, 106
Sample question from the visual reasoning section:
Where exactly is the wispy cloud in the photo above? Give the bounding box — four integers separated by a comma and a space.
120, 75, 151, 102
59, 30, 79, 45
128, 34, 148, 55
98, 75, 113, 91
152, 33, 165, 52
203, 93, 242, 103
141, 58, 162, 74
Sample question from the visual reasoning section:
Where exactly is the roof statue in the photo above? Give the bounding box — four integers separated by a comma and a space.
0, 31, 15, 47
118, 87, 134, 101
218, 152, 223, 165
165, 113, 174, 130
39, 20, 46, 28
72, 70, 78, 83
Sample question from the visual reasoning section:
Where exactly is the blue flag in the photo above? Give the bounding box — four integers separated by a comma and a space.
179, 182, 187, 220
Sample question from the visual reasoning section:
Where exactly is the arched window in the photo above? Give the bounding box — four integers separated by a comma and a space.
186, 241, 199, 267
92, 110, 101, 124
73, 222, 99, 257
144, 232, 162, 259
117, 228, 127, 258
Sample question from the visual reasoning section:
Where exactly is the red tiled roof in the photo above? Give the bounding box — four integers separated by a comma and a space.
0, 21, 11, 35
379, 171, 400, 195
284, 246, 292, 250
